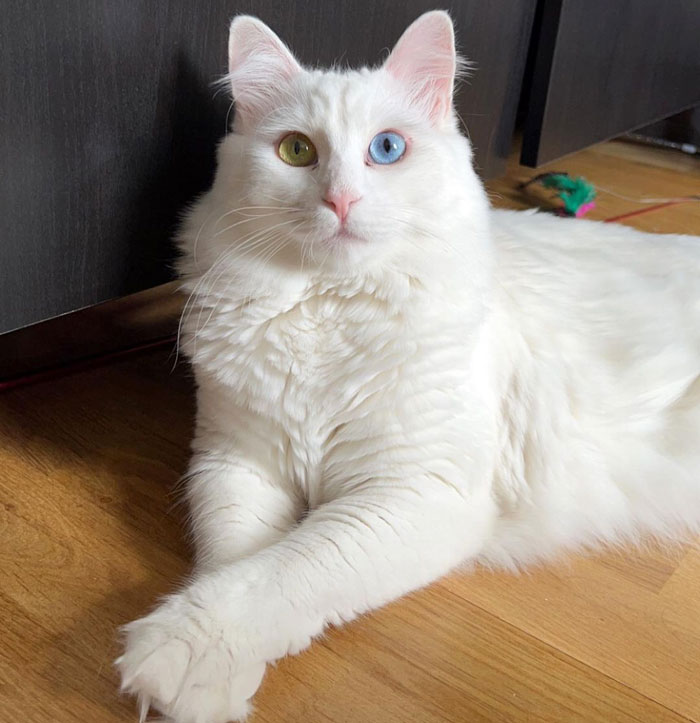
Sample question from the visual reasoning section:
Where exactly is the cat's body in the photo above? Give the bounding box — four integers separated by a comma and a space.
488, 210, 700, 566
118, 13, 700, 723
182, 198, 700, 573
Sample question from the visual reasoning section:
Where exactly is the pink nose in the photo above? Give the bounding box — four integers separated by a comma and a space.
323, 192, 361, 223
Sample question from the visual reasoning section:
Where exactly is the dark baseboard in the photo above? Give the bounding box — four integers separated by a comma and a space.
0, 283, 183, 384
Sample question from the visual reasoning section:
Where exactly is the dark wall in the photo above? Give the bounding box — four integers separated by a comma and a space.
521, 0, 700, 165
0, 1, 536, 335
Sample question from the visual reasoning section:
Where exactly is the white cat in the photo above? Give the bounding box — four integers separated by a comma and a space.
117, 11, 700, 723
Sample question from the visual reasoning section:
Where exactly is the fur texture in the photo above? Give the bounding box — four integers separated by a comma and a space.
117, 12, 700, 723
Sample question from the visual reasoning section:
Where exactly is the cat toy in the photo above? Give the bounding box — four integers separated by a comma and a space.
520, 172, 597, 218
520, 172, 699, 222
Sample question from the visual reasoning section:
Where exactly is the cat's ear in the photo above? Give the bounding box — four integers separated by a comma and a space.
384, 11, 458, 126
227, 16, 302, 128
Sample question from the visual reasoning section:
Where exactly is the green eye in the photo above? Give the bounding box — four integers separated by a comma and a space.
278, 132, 317, 167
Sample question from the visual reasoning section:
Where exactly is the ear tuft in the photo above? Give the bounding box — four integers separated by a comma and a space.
384, 11, 459, 126
226, 16, 302, 129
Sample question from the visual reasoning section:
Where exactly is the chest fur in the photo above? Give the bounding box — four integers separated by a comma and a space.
191, 285, 488, 500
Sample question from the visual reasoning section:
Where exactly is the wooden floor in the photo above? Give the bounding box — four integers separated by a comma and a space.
1, 140, 699, 723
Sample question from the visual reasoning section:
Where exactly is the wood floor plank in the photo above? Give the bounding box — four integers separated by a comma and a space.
444, 548, 700, 721
0, 356, 192, 723
252, 582, 690, 723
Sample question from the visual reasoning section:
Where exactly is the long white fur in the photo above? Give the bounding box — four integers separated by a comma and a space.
117, 12, 700, 723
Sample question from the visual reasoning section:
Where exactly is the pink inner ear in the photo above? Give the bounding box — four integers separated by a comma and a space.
384, 12, 457, 124
227, 16, 302, 126
228, 21, 299, 79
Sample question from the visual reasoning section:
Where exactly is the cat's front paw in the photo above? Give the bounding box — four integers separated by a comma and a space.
116, 594, 267, 723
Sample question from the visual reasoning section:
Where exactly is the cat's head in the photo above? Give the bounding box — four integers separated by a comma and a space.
185, 11, 488, 277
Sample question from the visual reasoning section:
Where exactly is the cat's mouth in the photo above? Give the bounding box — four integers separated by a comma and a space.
324, 228, 366, 245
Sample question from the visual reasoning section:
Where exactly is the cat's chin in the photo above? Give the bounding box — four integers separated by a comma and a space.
315, 228, 382, 270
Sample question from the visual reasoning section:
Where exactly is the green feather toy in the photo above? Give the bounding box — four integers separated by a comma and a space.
521, 172, 597, 217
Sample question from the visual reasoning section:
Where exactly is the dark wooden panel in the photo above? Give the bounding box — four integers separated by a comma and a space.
0, 1, 535, 334
636, 107, 700, 148
0, 3, 231, 335
521, 0, 700, 166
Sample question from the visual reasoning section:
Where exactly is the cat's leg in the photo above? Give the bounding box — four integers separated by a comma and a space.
185, 451, 303, 570
118, 472, 495, 723
186, 389, 303, 570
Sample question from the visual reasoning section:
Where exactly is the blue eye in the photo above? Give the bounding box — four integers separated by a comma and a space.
368, 131, 406, 165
